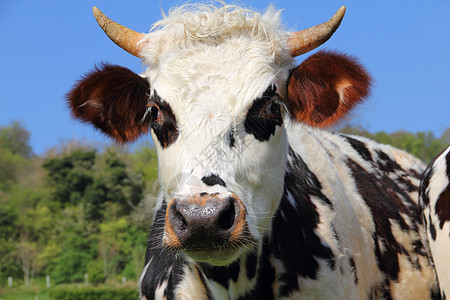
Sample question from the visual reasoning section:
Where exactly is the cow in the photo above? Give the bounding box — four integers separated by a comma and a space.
67, 3, 442, 299
420, 145, 450, 299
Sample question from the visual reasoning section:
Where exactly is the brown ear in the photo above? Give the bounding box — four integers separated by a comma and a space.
67, 64, 150, 142
286, 50, 371, 127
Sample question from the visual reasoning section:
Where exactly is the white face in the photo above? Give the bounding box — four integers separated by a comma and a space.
144, 37, 293, 263
69, 1, 369, 269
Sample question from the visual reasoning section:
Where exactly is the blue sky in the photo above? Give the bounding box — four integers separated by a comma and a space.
1, 1, 449, 155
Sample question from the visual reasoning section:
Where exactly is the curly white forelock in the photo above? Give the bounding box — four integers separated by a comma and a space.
140, 2, 292, 70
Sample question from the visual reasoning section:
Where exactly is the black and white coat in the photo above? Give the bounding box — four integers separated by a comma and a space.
140, 127, 439, 300
420, 145, 450, 299
66, 3, 443, 300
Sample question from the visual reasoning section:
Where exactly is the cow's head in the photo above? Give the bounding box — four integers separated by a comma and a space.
67, 4, 370, 266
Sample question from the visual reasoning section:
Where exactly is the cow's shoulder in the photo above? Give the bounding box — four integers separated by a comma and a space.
285, 126, 437, 299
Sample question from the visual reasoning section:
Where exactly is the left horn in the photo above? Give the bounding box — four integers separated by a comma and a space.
93, 7, 145, 58
288, 6, 346, 57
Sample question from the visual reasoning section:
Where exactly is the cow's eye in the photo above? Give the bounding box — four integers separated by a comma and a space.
146, 102, 161, 124
261, 100, 281, 119
244, 92, 283, 142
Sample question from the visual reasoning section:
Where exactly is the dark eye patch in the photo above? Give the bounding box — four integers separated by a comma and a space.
244, 85, 283, 142
148, 91, 179, 148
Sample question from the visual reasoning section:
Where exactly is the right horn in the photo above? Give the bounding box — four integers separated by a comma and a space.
93, 6, 146, 58
288, 6, 346, 57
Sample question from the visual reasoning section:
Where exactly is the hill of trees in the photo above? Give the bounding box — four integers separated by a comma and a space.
0, 122, 158, 289
0, 121, 448, 290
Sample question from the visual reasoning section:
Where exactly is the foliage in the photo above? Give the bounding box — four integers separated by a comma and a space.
0, 121, 32, 159
0, 122, 32, 192
0, 122, 158, 288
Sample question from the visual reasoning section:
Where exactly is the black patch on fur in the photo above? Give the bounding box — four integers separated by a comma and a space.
271, 149, 335, 296
228, 129, 236, 148
141, 200, 187, 300
431, 286, 443, 300
412, 240, 428, 257
197, 266, 214, 300
344, 135, 373, 161
238, 240, 276, 300
409, 168, 422, 179
230, 260, 241, 282
287, 147, 333, 208
150, 91, 179, 148
202, 174, 226, 187
435, 150, 450, 228
381, 278, 394, 300
346, 158, 423, 283
348, 256, 358, 284
375, 150, 402, 173
397, 174, 419, 193
412, 239, 428, 257
244, 85, 282, 142
200, 261, 240, 289
246, 251, 258, 280
420, 166, 435, 208
429, 220, 437, 241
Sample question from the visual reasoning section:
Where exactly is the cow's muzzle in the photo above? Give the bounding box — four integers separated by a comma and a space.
164, 193, 250, 264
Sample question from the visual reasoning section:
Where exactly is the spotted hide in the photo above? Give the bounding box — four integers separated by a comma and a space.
67, 3, 441, 299
420, 145, 450, 299
139, 131, 439, 300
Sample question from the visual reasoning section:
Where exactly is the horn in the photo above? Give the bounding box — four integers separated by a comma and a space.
288, 6, 346, 57
93, 7, 145, 58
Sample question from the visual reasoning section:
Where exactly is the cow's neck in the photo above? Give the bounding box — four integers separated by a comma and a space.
197, 148, 334, 298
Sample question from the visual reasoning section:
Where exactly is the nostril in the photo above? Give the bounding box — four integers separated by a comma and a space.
171, 205, 188, 232
217, 200, 236, 231
179, 213, 188, 231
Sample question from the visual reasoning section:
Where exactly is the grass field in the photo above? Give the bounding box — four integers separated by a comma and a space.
0, 280, 138, 300
0, 287, 51, 300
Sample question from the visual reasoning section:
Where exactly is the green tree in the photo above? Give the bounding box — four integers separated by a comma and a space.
441, 128, 450, 144
43, 150, 96, 205
0, 148, 27, 191
0, 121, 32, 158
2, 184, 51, 287
0, 203, 20, 281
0, 122, 32, 191
40, 146, 149, 283
52, 231, 93, 283
99, 149, 145, 215
131, 142, 159, 185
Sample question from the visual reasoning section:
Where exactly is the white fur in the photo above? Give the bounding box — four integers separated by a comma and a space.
174, 265, 210, 300
139, 3, 294, 247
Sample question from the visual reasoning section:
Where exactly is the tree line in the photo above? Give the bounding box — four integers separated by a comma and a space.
0, 121, 449, 288
0, 122, 158, 287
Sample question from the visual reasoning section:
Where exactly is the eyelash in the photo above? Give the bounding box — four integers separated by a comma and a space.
146, 102, 161, 125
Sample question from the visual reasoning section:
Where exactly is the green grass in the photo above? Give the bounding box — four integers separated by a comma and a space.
0, 287, 51, 300
0, 280, 138, 300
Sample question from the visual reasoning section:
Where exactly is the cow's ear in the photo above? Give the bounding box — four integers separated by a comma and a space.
286, 50, 371, 127
67, 64, 150, 142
